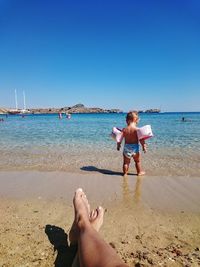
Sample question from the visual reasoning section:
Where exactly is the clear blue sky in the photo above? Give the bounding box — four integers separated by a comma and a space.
0, 0, 200, 111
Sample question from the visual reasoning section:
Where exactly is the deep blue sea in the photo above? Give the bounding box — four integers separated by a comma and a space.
0, 112, 200, 176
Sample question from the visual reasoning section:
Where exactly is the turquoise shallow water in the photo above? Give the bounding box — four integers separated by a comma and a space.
0, 112, 200, 176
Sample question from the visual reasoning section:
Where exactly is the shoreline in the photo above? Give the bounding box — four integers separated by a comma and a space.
1, 148, 200, 177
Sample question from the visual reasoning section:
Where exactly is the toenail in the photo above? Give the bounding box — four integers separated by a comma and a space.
76, 188, 83, 193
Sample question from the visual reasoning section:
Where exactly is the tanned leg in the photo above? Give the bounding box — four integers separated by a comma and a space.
71, 206, 104, 267
73, 188, 128, 267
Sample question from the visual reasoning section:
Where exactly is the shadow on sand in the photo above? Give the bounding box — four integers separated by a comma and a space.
45, 224, 77, 267
80, 165, 136, 176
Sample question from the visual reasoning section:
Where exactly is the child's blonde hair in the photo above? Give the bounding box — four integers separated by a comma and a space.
126, 111, 139, 125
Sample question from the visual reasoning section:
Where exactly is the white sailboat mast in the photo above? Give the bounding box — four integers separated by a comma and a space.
15, 89, 18, 110
23, 91, 26, 110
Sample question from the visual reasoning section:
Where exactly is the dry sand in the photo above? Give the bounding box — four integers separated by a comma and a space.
0, 171, 200, 267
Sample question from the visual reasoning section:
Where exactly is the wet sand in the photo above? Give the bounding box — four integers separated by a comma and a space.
0, 171, 200, 266
1, 148, 200, 177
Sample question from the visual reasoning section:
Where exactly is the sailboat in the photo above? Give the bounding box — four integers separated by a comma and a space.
8, 90, 30, 115
8, 89, 21, 115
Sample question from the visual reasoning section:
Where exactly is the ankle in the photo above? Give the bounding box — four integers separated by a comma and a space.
77, 215, 90, 231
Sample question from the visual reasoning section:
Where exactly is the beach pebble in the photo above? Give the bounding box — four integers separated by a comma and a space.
142, 254, 148, 260
157, 251, 163, 256
109, 242, 116, 249
147, 258, 154, 264
121, 240, 128, 244
173, 248, 182, 256
134, 263, 142, 267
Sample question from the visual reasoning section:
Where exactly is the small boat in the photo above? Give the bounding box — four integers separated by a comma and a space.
8, 90, 30, 115
8, 109, 21, 115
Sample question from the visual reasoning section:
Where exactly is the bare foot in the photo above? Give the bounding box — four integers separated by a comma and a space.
137, 171, 145, 176
90, 206, 104, 232
69, 189, 104, 245
69, 188, 90, 244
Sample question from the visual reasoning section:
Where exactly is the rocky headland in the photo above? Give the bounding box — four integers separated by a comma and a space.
0, 104, 160, 114
29, 104, 122, 114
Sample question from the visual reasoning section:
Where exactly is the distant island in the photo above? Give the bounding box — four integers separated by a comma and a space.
29, 104, 122, 114
0, 104, 160, 114
138, 108, 161, 113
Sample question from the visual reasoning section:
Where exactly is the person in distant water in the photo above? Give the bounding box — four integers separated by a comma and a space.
0, 118, 4, 122
182, 117, 185, 122
117, 111, 146, 176
58, 112, 62, 119
66, 113, 71, 119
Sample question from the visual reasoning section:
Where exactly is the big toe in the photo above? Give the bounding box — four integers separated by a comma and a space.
75, 188, 83, 197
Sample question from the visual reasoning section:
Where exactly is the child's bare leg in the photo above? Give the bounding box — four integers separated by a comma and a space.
73, 188, 128, 267
133, 153, 145, 176
123, 155, 130, 176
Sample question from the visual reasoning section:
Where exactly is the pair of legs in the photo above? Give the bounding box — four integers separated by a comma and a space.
123, 152, 145, 176
69, 188, 128, 267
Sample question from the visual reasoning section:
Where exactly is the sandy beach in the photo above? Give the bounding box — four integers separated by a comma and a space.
0, 171, 200, 267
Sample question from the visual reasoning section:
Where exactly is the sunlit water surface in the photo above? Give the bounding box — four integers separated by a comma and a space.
0, 112, 200, 176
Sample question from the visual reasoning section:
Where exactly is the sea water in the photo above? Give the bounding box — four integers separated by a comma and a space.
0, 112, 200, 176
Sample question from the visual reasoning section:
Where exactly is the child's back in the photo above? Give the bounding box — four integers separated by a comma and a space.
123, 124, 138, 144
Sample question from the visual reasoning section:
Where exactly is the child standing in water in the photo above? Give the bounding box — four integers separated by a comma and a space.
117, 111, 146, 176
